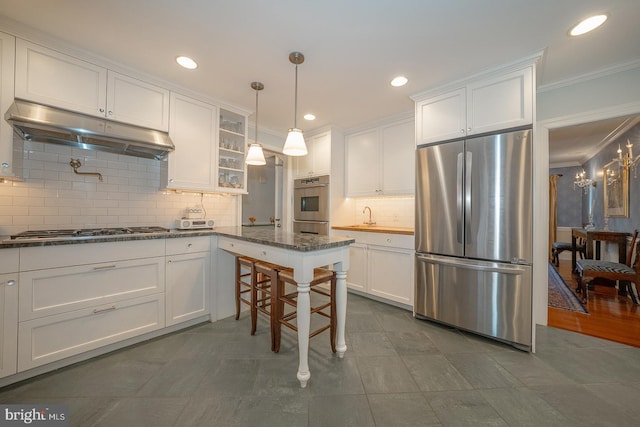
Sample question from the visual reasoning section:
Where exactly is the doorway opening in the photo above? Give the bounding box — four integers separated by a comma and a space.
242, 149, 284, 229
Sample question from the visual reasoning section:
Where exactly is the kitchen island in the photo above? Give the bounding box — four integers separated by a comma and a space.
212, 226, 354, 388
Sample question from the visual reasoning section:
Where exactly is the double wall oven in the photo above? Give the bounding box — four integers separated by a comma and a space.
293, 175, 329, 235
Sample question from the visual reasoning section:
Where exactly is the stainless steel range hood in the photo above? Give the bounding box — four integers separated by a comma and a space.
5, 100, 175, 160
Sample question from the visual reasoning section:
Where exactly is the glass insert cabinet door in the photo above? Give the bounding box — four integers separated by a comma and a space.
218, 108, 247, 192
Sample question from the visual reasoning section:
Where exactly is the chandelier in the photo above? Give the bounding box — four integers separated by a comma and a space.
573, 169, 593, 194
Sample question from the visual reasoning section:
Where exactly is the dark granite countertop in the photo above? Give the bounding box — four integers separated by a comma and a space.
0, 227, 354, 252
215, 226, 354, 252
0, 229, 217, 249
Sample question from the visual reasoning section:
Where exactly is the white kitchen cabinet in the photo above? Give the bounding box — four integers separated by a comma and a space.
415, 66, 533, 145
15, 39, 170, 131
0, 31, 18, 180
368, 245, 413, 306
331, 229, 414, 307
17, 240, 165, 371
294, 131, 331, 178
165, 93, 218, 191
346, 118, 414, 197
165, 237, 211, 326
218, 108, 247, 193
0, 249, 19, 379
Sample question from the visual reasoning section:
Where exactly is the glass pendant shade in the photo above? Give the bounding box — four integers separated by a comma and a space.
246, 81, 266, 166
283, 52, 308, 157
246, 143, 266, 165
283, 128, 307, 156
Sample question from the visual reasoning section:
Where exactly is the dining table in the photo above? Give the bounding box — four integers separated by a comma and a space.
571, 227, 630, 272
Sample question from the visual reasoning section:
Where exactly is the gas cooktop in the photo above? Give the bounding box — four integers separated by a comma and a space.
9, 226, 170, 240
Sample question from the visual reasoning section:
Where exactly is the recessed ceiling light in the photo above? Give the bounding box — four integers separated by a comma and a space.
569, 14, 608, 36
390, 76, 408, 87
176, 56, 198, 69
304, 113, 316, 121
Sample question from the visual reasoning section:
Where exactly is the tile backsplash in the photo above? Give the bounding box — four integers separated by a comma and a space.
0, 140, 239, 236
353, 196, 415, 228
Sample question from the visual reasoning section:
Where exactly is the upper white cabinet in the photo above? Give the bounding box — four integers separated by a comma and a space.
15, 39, 169, 131
165, 93, 218, 191
346, 118, 414, 197
0, 31, 16, 180
415, 66, 533, 145
294, 131, 331, 178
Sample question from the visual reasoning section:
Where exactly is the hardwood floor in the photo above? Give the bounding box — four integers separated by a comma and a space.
548, 258, 640, 348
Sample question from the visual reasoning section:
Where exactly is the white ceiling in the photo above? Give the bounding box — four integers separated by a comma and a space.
1, 0, 639, 160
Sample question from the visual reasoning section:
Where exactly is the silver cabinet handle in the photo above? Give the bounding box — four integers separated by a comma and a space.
93, 305, 116, 314
7, 280, 16, 286
93, 264, 116, 270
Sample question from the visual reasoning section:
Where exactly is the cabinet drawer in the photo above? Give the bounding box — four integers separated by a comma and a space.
20, 240, 165, 271
0, 249, 19, 274
218, 238, 290, 266
19, 257, 165, 321
166, 236, 211, 255
18, 293, 165, 371
367, 233, 414, 249
331, 230, 368, 244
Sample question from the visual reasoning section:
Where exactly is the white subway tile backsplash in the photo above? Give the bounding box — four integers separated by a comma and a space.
0, 144, 242, 236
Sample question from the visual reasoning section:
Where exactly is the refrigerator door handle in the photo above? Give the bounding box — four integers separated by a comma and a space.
416, 253, 527, 274
456, 152, 464, 244
465, 151, 472, 245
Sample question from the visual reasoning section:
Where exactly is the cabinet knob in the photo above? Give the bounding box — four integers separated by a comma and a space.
467, 127, 472, 132
187, 243, 192, 248
99, 108, 105, 113
7, 279, 16, 286
108, 111, 113, 116
460, 129, 465, 133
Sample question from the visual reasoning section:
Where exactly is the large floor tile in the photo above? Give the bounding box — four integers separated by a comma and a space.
424, 390, 507, 426
356, 356, 419, 394
367, 392, 441, 426
402, 354, 472, 392
308, 394, 375, 427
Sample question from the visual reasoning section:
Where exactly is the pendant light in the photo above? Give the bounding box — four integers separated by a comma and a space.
282, 51, 308, 156
246, 81, 267, 166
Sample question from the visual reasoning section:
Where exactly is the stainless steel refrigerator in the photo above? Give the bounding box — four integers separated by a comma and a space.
414, 128, 533, 350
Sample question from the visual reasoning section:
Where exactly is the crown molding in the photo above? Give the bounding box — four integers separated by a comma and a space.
538, 59, 640, 93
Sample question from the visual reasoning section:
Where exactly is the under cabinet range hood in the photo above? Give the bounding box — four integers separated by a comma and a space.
5, 100, 175, 160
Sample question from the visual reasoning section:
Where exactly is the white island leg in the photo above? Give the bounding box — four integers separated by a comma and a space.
335, 270, 348, 357
296, 282, 311, 387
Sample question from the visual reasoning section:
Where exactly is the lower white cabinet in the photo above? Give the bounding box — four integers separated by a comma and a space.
17, 240, 166, 371
165, 237, 211, 326
332, 230, 414, 307
18, 294, 164, 371
0, 249, 19, 379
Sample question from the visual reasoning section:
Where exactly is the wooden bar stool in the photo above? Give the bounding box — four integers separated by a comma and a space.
235, 256, 277, 336
272, 267, 337, 353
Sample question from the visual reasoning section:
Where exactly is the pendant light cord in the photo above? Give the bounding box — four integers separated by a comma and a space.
293, 62, 298, 129
255, 87, 259, 142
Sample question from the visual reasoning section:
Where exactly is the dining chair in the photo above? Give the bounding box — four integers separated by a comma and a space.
575, 230, 639, 304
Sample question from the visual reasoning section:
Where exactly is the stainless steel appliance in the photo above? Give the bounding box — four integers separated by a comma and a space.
293, 175, 329, 235
5, 100, 175, 160
8, 226, 170, 241
414, 128, 533, 350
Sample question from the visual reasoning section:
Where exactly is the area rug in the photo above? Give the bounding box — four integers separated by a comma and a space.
548, 263, 588, 313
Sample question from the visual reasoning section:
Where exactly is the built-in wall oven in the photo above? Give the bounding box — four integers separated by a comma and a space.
293, 175, 329, 235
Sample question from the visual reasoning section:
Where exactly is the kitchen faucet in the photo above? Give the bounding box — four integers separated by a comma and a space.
363, 206, 375, 225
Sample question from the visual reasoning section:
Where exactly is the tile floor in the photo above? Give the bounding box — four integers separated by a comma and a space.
2, 294, 640, 426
